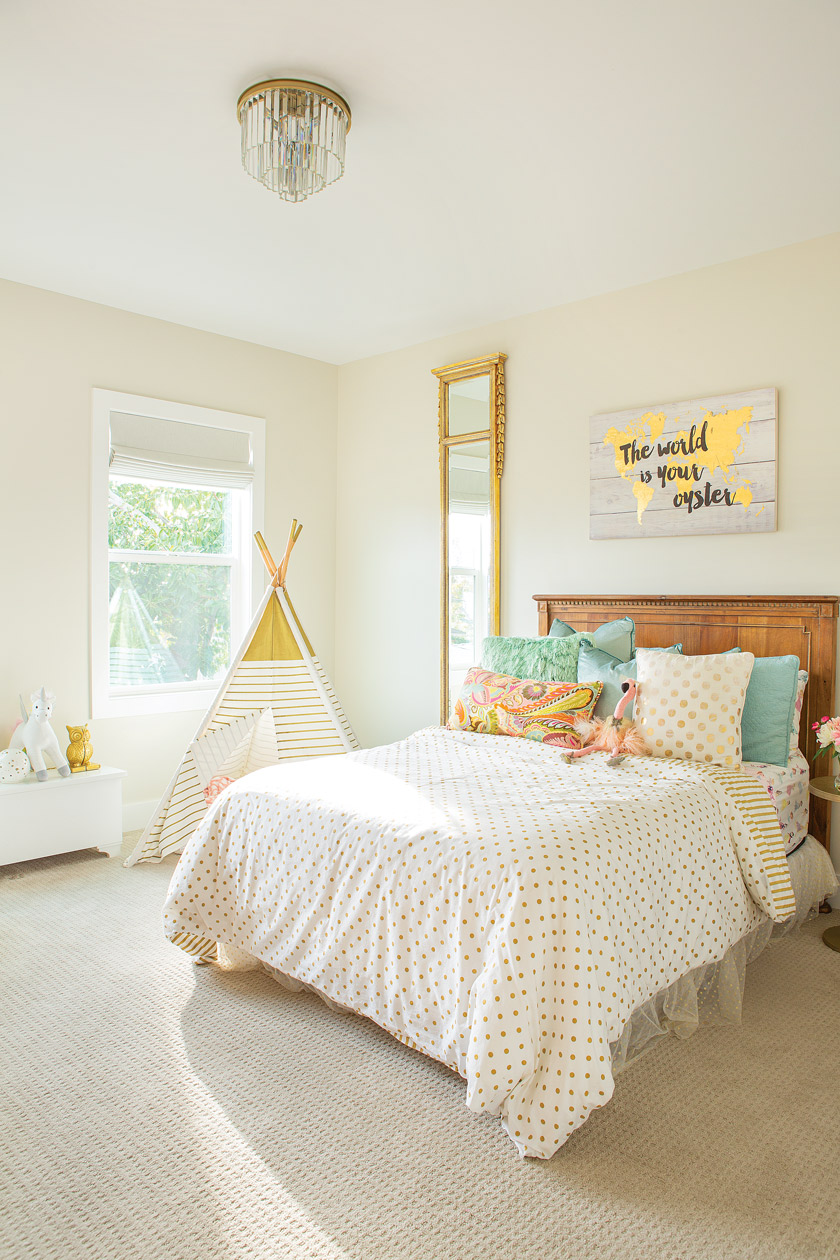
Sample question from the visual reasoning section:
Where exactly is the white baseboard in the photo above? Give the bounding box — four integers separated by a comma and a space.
122, 798, 156, 833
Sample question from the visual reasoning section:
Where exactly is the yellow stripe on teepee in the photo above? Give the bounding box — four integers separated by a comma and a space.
283, 590, 315, 656
243, 595, 303, 662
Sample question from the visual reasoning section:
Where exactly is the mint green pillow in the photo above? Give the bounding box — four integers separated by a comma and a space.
723, 648, 800, 766
578, 641, 683, 719
481, 633, 591, 683
550, 615, 635, 661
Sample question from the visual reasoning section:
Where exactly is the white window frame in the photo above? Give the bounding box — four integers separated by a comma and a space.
91, 389, 265, 719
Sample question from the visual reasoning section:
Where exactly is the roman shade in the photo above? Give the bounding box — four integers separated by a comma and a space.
109, 411, 254, 488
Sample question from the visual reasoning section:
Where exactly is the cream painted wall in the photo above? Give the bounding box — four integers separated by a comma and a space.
0, 278, 338, 811
3, 233, 838, 839
335, 234, 840, 755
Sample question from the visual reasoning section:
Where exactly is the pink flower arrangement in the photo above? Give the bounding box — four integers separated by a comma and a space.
811, 715, 840, 764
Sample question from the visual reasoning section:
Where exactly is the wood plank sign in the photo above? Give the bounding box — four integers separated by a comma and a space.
589, 387, 777, 539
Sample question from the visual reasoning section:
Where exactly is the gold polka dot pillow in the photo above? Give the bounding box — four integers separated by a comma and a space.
634, 648, 755, 766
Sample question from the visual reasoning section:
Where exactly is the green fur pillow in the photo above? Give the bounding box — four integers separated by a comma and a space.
480, 634, 591, 683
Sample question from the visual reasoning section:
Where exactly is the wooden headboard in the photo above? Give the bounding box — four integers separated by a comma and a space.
534, 594, 839, 850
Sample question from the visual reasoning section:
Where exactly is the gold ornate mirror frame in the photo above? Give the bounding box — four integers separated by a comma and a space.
432, 353, 507, 722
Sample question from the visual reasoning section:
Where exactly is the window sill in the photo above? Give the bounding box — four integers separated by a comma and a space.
92, 686, 219, 720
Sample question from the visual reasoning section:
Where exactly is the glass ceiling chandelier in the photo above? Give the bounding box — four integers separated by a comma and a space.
237, 79, 351, 203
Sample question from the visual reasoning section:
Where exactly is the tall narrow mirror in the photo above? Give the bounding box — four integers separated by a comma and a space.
432, 353, 506, 721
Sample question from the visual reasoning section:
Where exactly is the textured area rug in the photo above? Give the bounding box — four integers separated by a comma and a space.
1, 840, 839, 1260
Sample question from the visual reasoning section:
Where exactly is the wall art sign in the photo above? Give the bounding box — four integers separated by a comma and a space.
589, 387, 777, 540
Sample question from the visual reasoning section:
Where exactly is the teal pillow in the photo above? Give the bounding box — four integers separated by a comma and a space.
578, 642, 683, 719
481, 633, 591, 683
724, 649, 800, 766
550, 615, 635, 661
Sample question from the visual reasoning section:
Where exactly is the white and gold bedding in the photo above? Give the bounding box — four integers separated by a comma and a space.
741, 750, 810, 854
163, 727, 794, 1159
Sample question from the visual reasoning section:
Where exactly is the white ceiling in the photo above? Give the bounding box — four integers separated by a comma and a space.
1, 1, 838, 364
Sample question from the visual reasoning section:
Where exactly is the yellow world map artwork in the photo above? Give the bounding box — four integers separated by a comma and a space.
603, 405, 761, 525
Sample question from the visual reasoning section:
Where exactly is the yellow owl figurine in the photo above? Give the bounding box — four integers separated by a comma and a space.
65, 724, 100, 773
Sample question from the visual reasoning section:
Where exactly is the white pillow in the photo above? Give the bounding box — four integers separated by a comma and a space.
635, 648, 755, 767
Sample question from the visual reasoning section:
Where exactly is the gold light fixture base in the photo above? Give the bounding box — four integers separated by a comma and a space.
236, 79, 351, 129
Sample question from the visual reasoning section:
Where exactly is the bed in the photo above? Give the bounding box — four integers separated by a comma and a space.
163, 594, 839, 1159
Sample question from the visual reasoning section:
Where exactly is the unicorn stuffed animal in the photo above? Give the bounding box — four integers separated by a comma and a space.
9, 688, 71, 781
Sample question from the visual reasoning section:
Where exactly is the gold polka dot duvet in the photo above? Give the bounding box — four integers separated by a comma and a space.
163, 726, 795, 1159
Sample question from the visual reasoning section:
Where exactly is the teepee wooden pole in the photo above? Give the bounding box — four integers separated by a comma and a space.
254, 531, 284, 586
255, 522, 303, 590
254, 531, 277, 574
278, 519, 303, 588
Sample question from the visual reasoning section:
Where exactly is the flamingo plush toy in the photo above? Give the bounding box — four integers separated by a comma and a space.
563, 678, 650, 767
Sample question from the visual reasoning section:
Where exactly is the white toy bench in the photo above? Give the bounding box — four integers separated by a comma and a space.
0, 766, 126, 865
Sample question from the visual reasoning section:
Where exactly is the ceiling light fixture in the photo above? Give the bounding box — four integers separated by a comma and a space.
237, 79, 351, 203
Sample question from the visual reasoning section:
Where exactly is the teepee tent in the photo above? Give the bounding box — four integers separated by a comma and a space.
126, 523, 358, 865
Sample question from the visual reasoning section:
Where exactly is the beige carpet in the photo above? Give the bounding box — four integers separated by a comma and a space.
1, 840, 839, 1260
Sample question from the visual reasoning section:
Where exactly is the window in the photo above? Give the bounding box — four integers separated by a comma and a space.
91, 391, 265, 718
447, 503, 490, 703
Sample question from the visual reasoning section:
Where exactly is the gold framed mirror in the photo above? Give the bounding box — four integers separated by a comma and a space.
432, 353, 507, 721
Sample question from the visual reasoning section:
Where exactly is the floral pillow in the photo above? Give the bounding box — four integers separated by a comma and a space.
789, 669, 808, 757
448, 667, 601, 747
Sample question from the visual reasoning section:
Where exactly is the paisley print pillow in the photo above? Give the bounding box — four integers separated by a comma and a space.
448, 667, 601, 747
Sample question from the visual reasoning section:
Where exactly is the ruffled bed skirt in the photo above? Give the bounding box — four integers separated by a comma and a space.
610, 836, 837, 1074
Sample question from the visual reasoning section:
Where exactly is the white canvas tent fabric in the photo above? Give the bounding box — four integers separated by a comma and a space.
126, 578, 358, 865
189, 708, 279, 788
